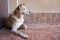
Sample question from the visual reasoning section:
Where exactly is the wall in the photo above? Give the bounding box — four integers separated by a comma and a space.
0, 0, 8, 17
24, 13, 60, 24
8, 0, 60, 24
19, 0, 60, 13
8, 0, 17, 13
0, 0, 8, 27
9, 0, 60, 13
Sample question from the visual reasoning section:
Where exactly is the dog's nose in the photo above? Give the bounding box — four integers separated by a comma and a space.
29, 11, 31, 13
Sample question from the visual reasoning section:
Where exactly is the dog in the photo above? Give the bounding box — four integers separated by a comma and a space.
4, 4, 31, 39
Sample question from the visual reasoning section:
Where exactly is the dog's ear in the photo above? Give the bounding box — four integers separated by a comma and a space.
16, 4, 25, 10
16, 6, 20, 10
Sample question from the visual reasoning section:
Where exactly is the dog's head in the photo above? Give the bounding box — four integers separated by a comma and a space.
14, 4, 31, 15
20, 4, 31, 14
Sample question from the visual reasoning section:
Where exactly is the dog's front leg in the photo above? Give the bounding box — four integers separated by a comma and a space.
11, 24, 28, 39
11, 30, 28, 39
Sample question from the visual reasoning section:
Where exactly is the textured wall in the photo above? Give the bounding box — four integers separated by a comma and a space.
24, 13, 60, 23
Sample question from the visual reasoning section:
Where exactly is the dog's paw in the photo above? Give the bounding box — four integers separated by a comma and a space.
20, 33, 28, 39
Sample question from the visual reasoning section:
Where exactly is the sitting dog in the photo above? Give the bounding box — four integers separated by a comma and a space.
4, 4, 31, 39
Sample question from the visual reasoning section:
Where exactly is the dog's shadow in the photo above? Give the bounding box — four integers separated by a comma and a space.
0, 27, 11, 34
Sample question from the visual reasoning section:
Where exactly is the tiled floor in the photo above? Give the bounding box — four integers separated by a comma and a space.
0, 23, 60, 40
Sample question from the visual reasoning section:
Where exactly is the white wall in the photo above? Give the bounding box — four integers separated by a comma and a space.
8, 0, 60, 13
19, 0, 60, 13
8, 0, 17, 14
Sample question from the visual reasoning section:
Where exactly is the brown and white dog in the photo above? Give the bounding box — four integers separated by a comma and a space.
4, 4, 31, 38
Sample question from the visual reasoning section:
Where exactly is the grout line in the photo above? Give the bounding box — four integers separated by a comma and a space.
32, 23, 34, 40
